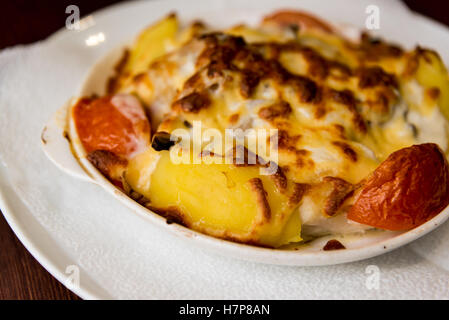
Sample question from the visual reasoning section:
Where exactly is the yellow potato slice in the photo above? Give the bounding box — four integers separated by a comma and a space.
124, 13, 179, 77
226, 25, 285, 43
413, 50, 449, 119
125, 148, 303, 247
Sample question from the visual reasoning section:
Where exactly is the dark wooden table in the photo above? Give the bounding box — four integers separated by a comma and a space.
0, 0, 447, 300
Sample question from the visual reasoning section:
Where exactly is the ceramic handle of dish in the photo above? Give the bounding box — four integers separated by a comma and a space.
41, 100, 93, 183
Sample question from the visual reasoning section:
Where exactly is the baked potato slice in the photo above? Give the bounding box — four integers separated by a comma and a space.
125, 148, 304, 247
124, 13, 179, 77
407, 49, 449, 119
110, 14, 179, 93
226, 25, 287, 43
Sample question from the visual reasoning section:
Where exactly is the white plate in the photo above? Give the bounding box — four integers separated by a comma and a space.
2, 0, 449, 299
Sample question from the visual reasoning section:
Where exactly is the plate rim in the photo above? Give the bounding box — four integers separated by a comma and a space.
2, 0, 449, 299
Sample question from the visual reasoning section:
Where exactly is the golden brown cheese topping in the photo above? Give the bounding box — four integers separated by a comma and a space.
73, 11, 449, 247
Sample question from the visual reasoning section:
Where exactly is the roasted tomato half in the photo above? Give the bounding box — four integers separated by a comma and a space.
72, 94, 150, 183
72, 94, 150, 158
348, 143, 449, 231
263, 10, 334, 33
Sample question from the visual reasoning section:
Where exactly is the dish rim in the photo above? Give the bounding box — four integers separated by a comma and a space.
42, 23, 449, 267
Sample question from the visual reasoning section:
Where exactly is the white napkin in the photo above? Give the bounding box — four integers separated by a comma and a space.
1, 6, 449, 300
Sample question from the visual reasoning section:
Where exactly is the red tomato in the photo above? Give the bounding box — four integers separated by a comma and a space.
348, 143, 449, 230
72, 95, 150, 158
263, 10, 334, 34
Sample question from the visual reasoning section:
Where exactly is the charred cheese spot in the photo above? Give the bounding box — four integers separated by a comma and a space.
269, 166, 288, 193
288, 183, 311, 207
172, 91, 211, 113
87, 150, 128, 182
258, 101, 292, 121
322, 176, 354, 216
427, 87, 440, 100
228, 113, 240, 124
332, 141, 358, 162
357, 66, 398, 89
248, 178, 271, 222
277, 130, 301, 149
323, 239, 346, 250
355, 32, 403, 62
327, 89, 366, 133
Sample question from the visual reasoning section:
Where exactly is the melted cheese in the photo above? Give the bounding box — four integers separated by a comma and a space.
108, 17, 449, 246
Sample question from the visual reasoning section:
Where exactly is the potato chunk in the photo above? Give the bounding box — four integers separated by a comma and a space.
126, 149, 303, 247
408, 49, 449, 119
124, 13, 179, 78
